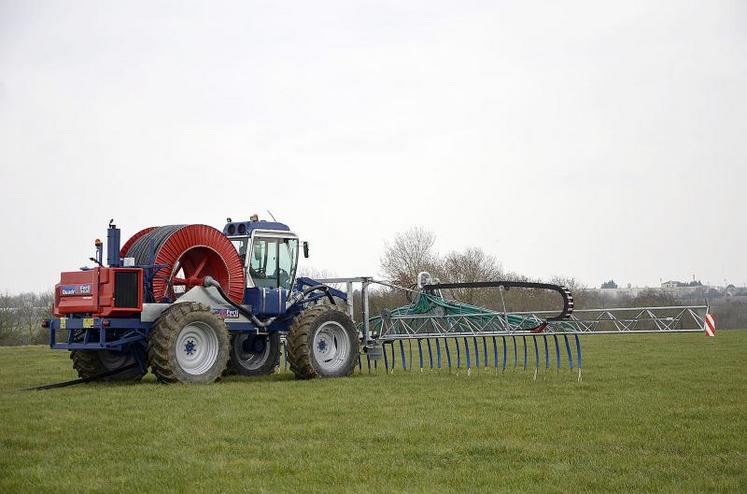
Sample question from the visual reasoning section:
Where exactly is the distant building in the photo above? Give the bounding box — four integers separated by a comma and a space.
583, 286, 646, 298
661, 280, 704, 289
600, 280, 618, 289
584, 282, 746, 301
661, 280, 683, 289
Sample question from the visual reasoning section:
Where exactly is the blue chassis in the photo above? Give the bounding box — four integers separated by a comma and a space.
48, 277, 347, 352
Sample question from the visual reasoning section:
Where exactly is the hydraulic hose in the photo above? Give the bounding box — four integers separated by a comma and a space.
286, 284, 336, 312
202, 276, 276, 328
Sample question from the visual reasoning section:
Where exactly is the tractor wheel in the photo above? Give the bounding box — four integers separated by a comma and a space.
286, 305, 359, 379
70, 348, 146, 382
228, 333, 281, 376
148, 302, 230, 384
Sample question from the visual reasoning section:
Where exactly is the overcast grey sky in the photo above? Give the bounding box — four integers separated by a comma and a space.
1, 0, 745, 293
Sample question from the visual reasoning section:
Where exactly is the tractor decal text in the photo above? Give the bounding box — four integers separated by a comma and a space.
212, 308, 240, 320
60, 284, 92, 296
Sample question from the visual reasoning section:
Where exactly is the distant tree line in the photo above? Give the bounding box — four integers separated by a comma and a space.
0, 227, 745, 346
363, 227, 747, 329
0, 292, 53, 346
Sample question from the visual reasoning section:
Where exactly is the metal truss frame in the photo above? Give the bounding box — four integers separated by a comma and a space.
374, 305, 710, 341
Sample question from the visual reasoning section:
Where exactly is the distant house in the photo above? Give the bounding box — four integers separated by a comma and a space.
601, 280, 618, 289
662, 280, 703, 289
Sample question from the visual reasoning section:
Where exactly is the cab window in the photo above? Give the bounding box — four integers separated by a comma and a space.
278, 238, 298, 289
230, 238, 249, 259
250, 237, 298, 289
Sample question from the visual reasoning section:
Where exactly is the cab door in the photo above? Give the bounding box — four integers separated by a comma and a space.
244, 234, 299, 315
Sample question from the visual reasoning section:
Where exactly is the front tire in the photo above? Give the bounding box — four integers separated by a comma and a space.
148, 302, 230, 384
287, 305, 359, 379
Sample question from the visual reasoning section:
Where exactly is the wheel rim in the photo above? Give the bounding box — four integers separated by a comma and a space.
176, 321, 219, 375
312, 321, 350, 373
234, 334, 271, 371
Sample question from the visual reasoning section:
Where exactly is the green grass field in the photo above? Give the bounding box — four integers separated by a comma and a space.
1, 332, 745, 493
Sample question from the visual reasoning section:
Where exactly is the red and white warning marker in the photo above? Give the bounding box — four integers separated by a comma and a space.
704, 313, 716, 337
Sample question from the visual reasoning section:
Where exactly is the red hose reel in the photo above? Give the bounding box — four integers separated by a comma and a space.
121, 225, 245, 303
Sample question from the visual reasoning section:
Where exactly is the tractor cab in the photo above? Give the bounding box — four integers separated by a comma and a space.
223, 218, 299, 315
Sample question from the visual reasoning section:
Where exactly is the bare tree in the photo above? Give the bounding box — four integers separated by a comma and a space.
16, 292, 53, 344
632, 289, 676, 307
379, 227, 439, 287
0, 291, 53, 345
440, 248, 503, 305
549, 275, 585, 292
0, 292, 13, 344
296, 266, 345, 291
16, 293, 37, 344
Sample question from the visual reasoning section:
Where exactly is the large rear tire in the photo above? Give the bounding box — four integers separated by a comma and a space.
228, 333, 281, 376
70, 348, 146, 382
148, 302, 230, 384
286, 305, 359, 379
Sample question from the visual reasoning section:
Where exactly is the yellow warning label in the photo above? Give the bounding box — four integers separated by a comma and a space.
60, 318, 66, 330
83, 318, 94, 329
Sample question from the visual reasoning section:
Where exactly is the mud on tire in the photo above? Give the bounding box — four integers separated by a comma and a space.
286, 305, 359, 379
148, 302, 230, 384
70, 348, 146, 382
228, 333, 281, 377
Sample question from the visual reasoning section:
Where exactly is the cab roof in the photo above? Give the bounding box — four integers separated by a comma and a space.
223, 219, 290, 237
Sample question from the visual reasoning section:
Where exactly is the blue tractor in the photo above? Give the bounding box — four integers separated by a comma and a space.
46, 217, 359, 384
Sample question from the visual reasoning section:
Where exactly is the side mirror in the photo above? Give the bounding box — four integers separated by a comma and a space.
303, 241, 309, 259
